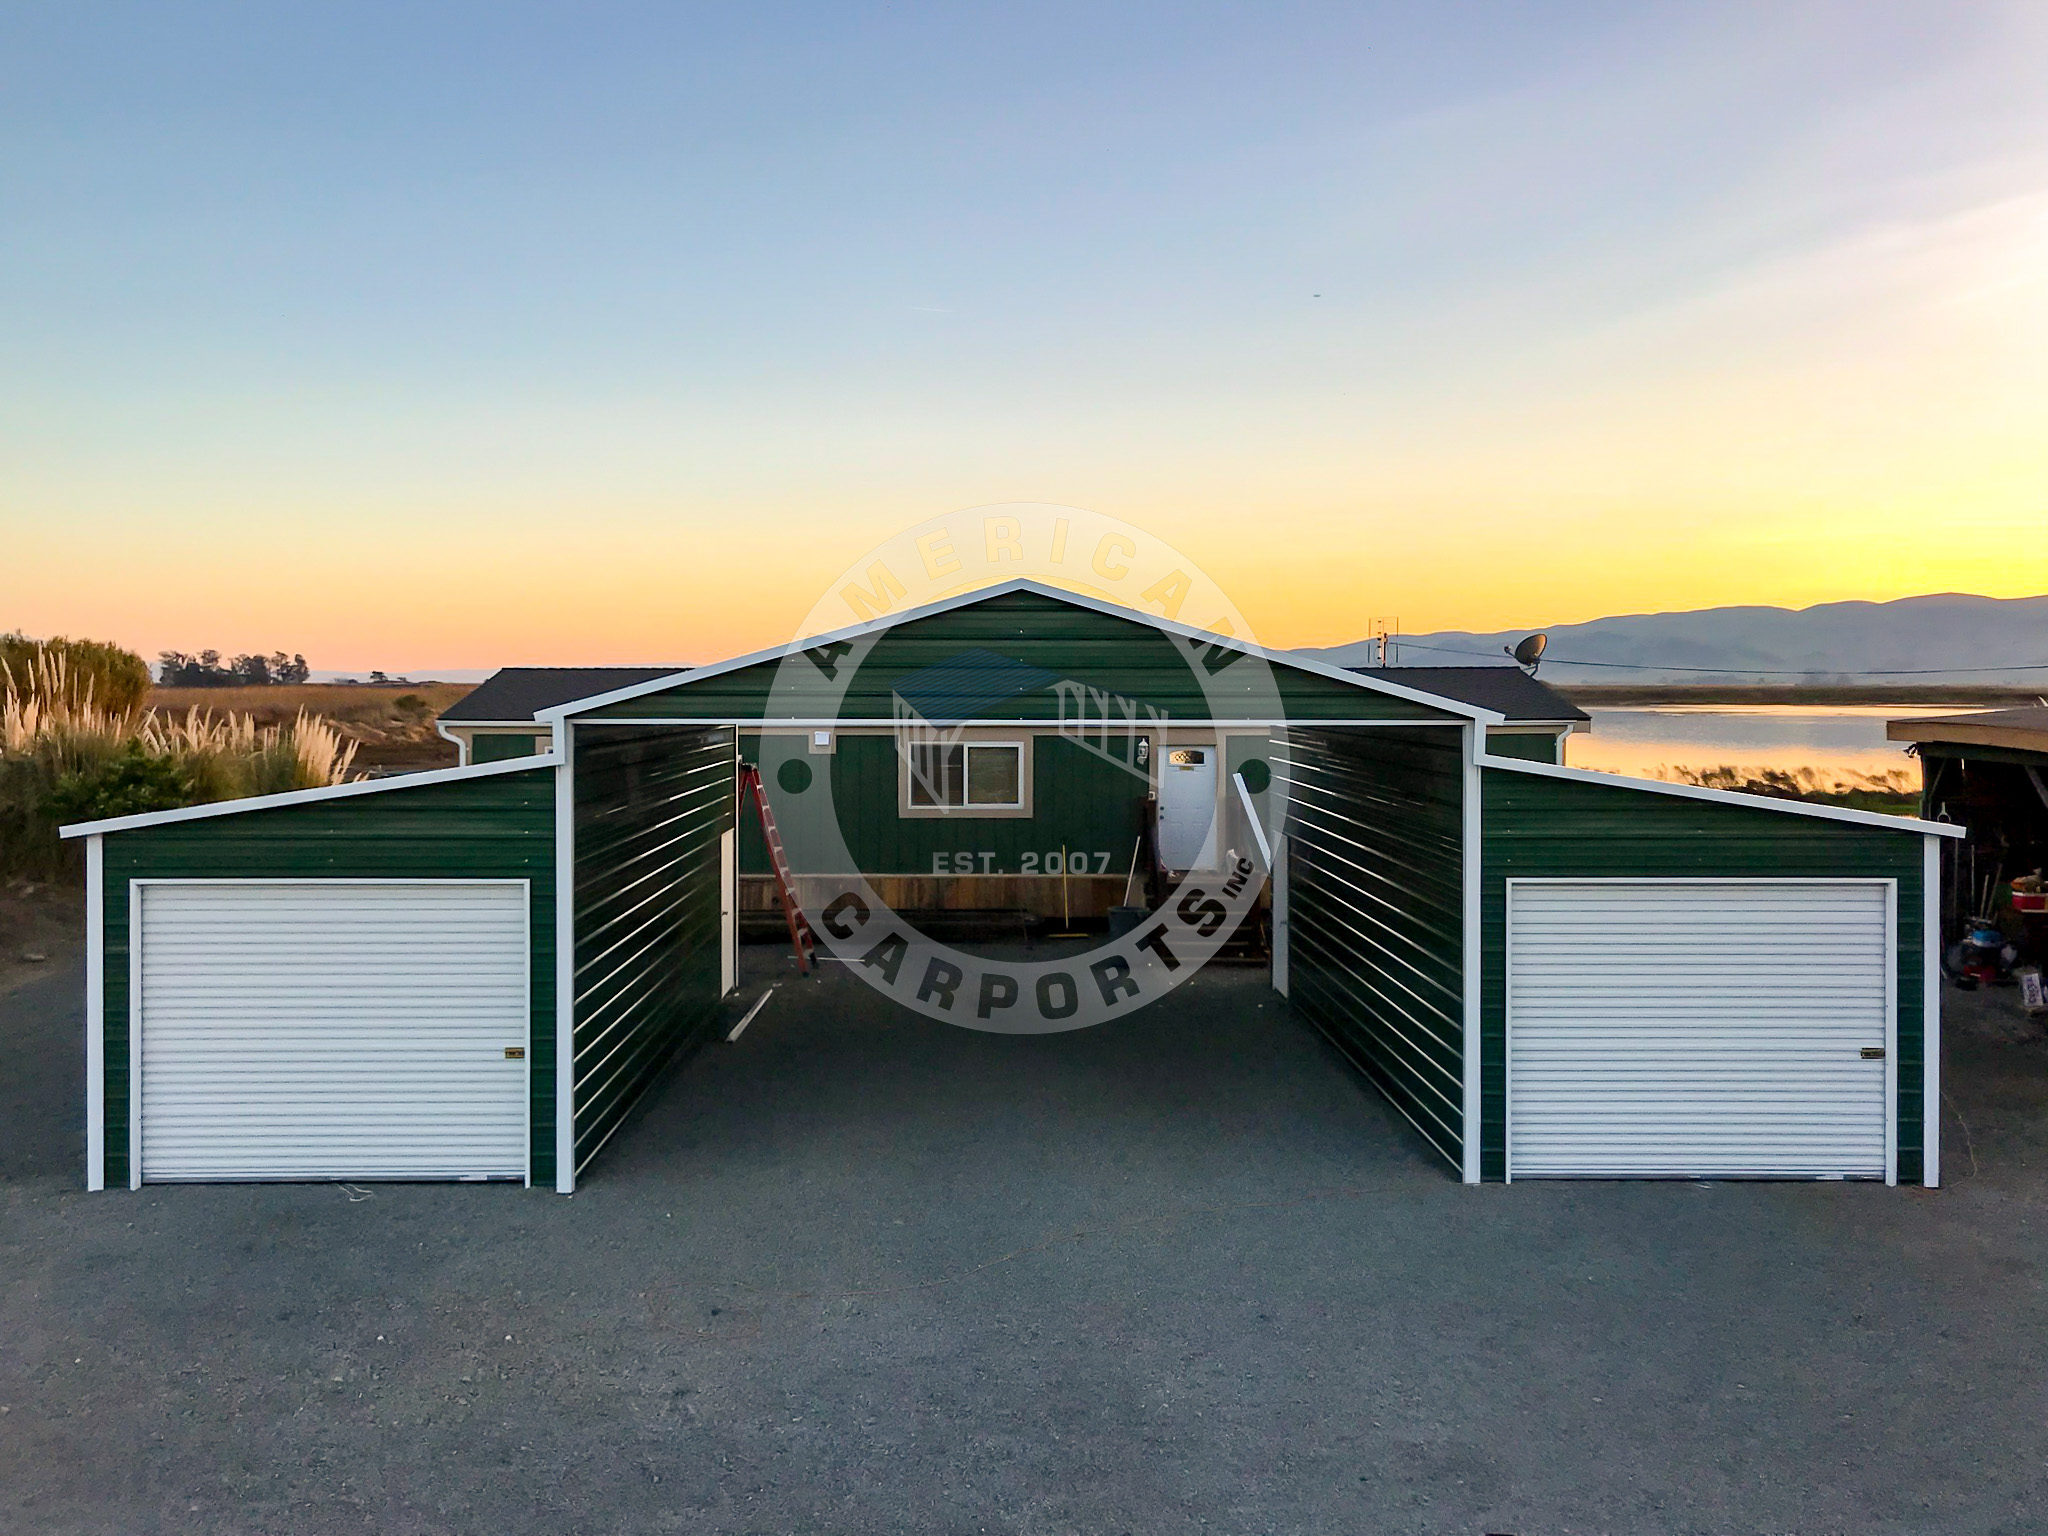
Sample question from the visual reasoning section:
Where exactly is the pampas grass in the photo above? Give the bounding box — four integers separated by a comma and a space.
1665, 764, 1915, 797
143, 706, 359, 799
1662, 763, 1919, 813
0, 655, 360, 878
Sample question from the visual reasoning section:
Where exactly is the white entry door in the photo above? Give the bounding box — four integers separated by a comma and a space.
1158, 746, 1219, 870
135, 881, 529, 1182
1507, 879, 1894, 1180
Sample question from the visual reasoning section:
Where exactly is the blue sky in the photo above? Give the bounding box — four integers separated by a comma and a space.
3, 3, 2044, 667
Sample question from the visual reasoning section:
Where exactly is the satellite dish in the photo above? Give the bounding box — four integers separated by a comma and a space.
1509, 633, 1548, 672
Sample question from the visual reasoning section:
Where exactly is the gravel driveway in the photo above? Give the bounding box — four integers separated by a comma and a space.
4, 955, 2046, 1534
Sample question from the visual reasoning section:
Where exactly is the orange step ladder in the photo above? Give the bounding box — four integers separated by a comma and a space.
738, 762, 816, 975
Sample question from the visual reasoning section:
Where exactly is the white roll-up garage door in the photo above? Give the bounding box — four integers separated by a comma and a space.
1507, 879, 1894, 1180
136, 881, 529, 1182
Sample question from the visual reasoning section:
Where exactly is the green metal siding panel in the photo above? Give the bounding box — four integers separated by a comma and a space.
96, 770, 559, 1190
471, 733, 540, 763
572, 726, 734, 1175
1279, 728, 1467, 1170
581, 590, 1458, 724
1485, 730, 1564, 764
735, 731, 1148, 876
1479, 767, 1928, 1184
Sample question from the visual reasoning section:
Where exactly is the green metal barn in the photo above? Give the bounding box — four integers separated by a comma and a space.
65, 582, 1960, 1192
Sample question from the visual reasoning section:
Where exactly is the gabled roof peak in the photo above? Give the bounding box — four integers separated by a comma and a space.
538, 579, 1499, 724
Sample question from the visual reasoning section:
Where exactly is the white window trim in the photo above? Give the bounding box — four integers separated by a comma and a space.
898, 737, 1032, 819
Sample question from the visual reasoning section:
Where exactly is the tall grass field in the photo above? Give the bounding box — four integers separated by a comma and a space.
1, 641, 363, 880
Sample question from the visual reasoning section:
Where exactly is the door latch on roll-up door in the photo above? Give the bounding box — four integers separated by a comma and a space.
1860, 1047, 1885, 1060
504, 1047, 525, 1059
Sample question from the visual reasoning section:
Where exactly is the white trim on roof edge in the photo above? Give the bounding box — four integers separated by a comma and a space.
434, 718, 472, 766
1475, 752, 1966, 838
57, 752, 564, 840
575, 716, 1470, 729
534, 578, 1504, 727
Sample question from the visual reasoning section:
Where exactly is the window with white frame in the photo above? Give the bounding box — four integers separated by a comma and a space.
905, 741, 1024, 811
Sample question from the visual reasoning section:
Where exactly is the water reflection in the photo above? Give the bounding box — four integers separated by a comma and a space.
1563, 704, 1972, 786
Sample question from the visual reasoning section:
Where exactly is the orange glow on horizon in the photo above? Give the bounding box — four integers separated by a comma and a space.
6, 10, 2046, 674
7, 485, 2044, 673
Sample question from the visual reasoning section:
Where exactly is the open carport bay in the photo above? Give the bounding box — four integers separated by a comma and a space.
4, 956, 2047, 1534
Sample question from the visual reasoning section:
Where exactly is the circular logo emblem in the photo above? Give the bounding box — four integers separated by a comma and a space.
755, 504, 1289, 1033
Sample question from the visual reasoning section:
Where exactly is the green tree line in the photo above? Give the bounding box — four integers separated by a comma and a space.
156, 650, 312, 687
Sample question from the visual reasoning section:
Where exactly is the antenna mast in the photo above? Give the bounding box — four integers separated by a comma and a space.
1368, 616, 1401, 668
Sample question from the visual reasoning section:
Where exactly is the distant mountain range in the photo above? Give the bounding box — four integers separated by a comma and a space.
310, 592, 2048, 690
1297, 593, 2048, 687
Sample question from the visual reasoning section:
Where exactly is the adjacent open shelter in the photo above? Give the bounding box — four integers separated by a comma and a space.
1889, 705, 2048, 958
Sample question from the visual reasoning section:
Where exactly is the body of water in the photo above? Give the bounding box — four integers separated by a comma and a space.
1562, 705, 1976, 787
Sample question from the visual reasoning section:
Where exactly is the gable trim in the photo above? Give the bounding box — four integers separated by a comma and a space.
58, 753, 563, 840
572, 716, 1473, 729
536, 579, 1500, 726
1477, 753, 1965, 838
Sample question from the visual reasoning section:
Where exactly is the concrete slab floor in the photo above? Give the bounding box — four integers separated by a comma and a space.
3, 949, 2046, 1534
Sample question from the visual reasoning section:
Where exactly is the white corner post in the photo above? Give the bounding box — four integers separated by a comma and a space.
554, 729, 577, 1194
1885, 879, 1899, 1187
1267, 732, 1290, 998
720, 826, 737, 996
1923, 834, 1941, 1189
721, 725, 739, 995
1270, 835, 1289, 998
84, 835, 105, 1192
1460, 724, 1484, 1186
127, 879, 142, 1188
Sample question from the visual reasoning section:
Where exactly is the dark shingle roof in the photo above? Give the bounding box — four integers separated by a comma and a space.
443, 660, 1586, 727
1349, 666, 1589, 724
439, 666, 685, 723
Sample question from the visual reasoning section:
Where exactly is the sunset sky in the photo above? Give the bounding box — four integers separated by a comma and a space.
3, 2, 2045, 672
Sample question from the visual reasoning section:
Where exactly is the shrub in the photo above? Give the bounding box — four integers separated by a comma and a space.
1, 633, 152, 716
46, 744, 196, 825
0, 666, 360, 879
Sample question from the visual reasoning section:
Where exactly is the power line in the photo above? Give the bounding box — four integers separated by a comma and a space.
1378, 637, 2048, 677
